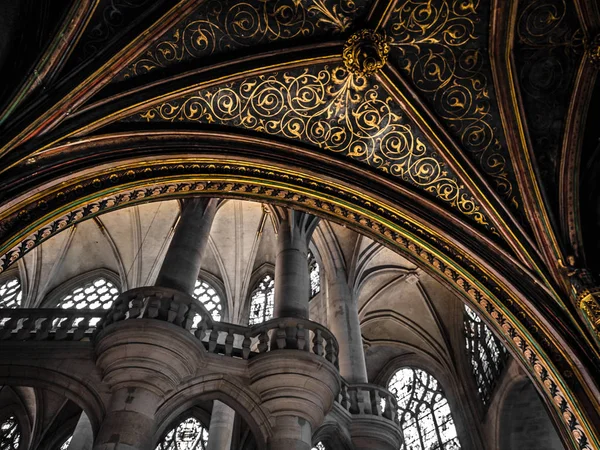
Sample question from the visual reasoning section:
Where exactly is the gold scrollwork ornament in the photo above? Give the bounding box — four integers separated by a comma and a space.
343, 29, 390, 76
587, 34, 600, 69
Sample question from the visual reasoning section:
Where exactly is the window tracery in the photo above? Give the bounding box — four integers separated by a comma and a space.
0, 278, 22, 309
464, 305, 507, 406
155, 416, 208, 450
308, 251, 320, 298
193, 279, 223, 321
248, 274, 274, 325
59, 435, 73, 450
388, 367, 461, 450
0, 415, 20, 450
56, 277, 119, 310
312, 442, 326, 450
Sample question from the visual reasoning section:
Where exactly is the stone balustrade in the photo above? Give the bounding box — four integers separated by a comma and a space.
0, 308, 104, 341
338, 381, 400, 425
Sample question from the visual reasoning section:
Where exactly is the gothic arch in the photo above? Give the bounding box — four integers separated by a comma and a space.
40, 268, 121, 308
0, 134, 597, 449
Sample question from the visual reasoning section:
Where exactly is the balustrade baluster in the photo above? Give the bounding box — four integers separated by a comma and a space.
73, 317, 90, 341
195, 320, 207, 341
313, 329, 324, 356
208, 329, 219, 353
36, 316, 51, 340
296, 324, 306, 350
16, 317, 35, 340
184, 305, 198, 330
242, 334, 251, 360
147, 297, 160, 319
55, 316, 74, 340
129, 296, 144, 318
372, 389, 382, 416
225, 329, 234, 356
258, 331, 269, 353
276, 323, 287, 349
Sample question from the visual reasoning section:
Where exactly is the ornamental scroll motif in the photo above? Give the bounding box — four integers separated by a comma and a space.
131, 65, 490, 227
116, 0, 370, 80
386, 0, 522, 212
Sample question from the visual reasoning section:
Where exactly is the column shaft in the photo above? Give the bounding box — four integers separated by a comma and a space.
155, 197, 219, 295
326, 274, 368, 383
206, 400, 235, 450
267, 416, 312, 450
273, 215, 311, 319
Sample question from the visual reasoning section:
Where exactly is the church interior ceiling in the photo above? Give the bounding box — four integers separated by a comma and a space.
0, 0, 600, 448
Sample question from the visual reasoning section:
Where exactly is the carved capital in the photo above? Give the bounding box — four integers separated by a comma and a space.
343, 29, 390, 76
587, 34, 600, 68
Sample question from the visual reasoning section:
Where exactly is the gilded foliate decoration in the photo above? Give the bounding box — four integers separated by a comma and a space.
0, 163, 595, 450
343, 29, 390, 76
386, 0, 523, 213
116, 0, 371, 81
586, 34, 600, 68
131, 64, 491, 228
580, 292, 600, 341
515, 0, 584, 213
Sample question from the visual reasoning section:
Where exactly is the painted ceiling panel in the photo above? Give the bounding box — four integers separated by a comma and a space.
125, 62, 493, 231
115, 0, 373, 82
385, 0, 524, 218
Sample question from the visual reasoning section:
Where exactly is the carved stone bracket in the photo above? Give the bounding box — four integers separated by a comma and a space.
343, 29, 390, 76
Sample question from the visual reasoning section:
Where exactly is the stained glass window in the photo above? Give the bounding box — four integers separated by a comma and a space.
388, 367, 461, 450
248, 274, 274, 325
193, 279, 223, 321
308, 251, 320, 298
0, 278, 22, 309
56, 277, 119, 310
312, 442, 326, 450
155, 416, 208, 450
464, 305, 507, 406
59, 435, 73, 450
0, 415, 20, 450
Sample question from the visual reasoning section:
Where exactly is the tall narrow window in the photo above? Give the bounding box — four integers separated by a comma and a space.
248, 274, 274, 325
308, 251, 320, 298
56, 277, 119, 310
388, 367, 461, 450
155, 416, 208, 450
0, 278, 22, 309
193, 279, 223, 321
464, 304, 507, 406
0, 415, 20, 450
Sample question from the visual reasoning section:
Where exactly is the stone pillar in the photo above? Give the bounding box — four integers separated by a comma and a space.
326, 274, 368, 383
67, 411, 93, 450
155, 197, 220, 295
93, 388, 161, 450
268, 416, 312, 450
206, 400, 235, 450
273, 210, 318, 320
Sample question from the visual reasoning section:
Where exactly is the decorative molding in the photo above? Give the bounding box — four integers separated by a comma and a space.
586, 34, 600, 68
343, 29, 390, 77
0, 160, 597, 449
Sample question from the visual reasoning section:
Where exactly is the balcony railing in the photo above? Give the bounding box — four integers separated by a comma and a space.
337, 381, 400, 425
0, 308, 104, 341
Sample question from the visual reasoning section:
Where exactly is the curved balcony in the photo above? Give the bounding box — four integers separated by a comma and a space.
97, 286, 339, 367
338, 382, 400, 424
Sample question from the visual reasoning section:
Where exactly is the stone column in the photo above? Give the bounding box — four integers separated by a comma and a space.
326, 274, 368, 383
206, 400, 236, 450
155, 197, 220, 295
67, 411, 93, 450
273, 210, 318, 320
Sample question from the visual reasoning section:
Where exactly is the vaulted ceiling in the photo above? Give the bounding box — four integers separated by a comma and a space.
0, 2, 599, 447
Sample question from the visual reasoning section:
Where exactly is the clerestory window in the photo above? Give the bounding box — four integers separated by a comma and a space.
388, 367, 461, 450
312, 442, 326, 450
155, 416, 208, 450
0, 278, 22, 309
193, 279, 223, 321
56, 277, 119, 310
464, 304, 507, 406
59, 435, 73, 450
248, 274, 274, 325
0, 415, 20, 450
308, 251, 320, 298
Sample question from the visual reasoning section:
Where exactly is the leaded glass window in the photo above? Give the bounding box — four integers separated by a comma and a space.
56, 277, 119, 310
249, 274, 274, 325
59, 435, 72, 450
155, 416, 208, 450
193, 279, 223, 321
464, 305, 507, 406
308, 251, 320, 298
0, 415, 20, 450
312, 442, 326, 450
0, 278, 22, 309
388, 367, 461, 450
